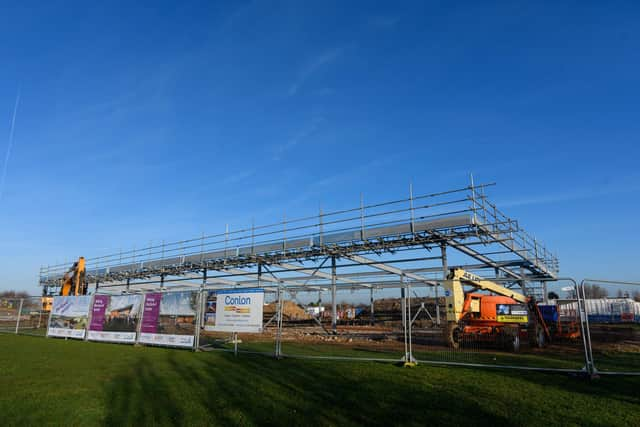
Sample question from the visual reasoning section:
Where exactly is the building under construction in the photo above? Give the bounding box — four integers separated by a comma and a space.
39, 181, 559, 329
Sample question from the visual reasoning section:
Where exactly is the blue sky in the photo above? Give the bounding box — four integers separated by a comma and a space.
1, 1, 639, 291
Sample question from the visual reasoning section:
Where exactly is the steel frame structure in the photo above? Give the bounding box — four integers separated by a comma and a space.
40, 182, 558, 296
39, 181, 559, 357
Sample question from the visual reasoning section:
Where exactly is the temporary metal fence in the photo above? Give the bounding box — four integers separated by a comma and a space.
16, 297, 50, 336
0, 297, 48, 336
1, 280, 638, 377
576, 279, 640, 375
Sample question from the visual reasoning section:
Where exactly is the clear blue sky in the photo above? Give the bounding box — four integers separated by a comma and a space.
1, 1, 639, 292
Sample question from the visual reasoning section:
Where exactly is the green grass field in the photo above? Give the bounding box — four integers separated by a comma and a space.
0, 334, 638, 426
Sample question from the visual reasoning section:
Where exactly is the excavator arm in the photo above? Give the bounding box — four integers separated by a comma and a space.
59, 257, 87, 296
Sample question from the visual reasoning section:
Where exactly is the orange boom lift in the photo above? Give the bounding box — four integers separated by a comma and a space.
442, 268, 551, 352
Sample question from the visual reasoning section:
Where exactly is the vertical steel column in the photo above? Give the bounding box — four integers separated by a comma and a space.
401, 275, 408, 360
331, 256, 337, 334
15, 298, 24, 334
519, 266, 526, 295
406, 280, 415, 364
369, 287, 375, 325
438, 243, 447, 326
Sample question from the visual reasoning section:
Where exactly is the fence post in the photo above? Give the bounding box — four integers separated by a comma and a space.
194, 290, 203, 351
45, 299, 54, 338
85, 294, 96, 341
135, 293, 145, 346
37, 297, 43, 330
331, 256, 337, 334
15, 298, 24, 334
275, 285, 284, 358
579, 281, 597, 377
406, 281, 415, 365
401, 275, 407, 361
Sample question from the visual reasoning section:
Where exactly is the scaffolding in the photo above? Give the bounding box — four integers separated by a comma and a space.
39, 182, 558, 300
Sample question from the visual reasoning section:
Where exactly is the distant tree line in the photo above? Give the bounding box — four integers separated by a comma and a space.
550, 285, 640, 302
0, 290, 31, 299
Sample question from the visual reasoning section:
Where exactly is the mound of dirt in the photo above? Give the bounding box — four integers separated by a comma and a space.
264, 301, 312, 321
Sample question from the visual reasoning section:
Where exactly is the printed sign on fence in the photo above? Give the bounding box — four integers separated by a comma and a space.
87, 294, 142, 343
47, 296, 92, 339
138, 291, 198, 348
203, 291, 217, 331
211, 288, 264, 333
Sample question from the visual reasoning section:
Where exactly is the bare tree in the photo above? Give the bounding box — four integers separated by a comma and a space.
633, 290, 640, 303
583, 284, 608, 299
0, 290, 30, 299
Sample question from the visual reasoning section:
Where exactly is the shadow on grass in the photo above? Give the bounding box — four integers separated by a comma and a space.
104, 356, 185, 426
103, 352, 510, 427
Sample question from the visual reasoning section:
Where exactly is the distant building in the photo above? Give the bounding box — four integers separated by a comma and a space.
305, 306, 325, 317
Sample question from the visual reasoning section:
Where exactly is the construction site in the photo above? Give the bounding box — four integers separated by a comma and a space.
15, 181, 635, 376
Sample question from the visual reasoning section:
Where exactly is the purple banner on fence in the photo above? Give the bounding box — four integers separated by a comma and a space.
141, 293, 162, 333
89, 295, 110, 331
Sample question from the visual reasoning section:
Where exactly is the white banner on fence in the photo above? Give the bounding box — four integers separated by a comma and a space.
210, 288, 264, 333
47, 296, 92, 339
47, 327, 86, 339
138, 332, 195, 347
87, 331, 137, 343
137, 291, 198, 348
87, 294, 143, 344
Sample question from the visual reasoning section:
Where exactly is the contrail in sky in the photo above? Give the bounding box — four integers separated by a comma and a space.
0, 88, 21, 202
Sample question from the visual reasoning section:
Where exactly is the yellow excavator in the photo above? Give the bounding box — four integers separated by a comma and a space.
42, 257, 87, 311
442, 268, 551, 352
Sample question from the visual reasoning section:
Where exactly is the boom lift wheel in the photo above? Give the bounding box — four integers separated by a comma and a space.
501, 327, 520, 352
444, 321, 461, 349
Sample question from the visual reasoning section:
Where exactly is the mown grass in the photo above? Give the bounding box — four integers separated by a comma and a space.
0, 334, 638, 426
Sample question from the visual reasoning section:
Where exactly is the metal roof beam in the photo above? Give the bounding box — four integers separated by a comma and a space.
274, 262, 372, 288
344, 254, 438, 285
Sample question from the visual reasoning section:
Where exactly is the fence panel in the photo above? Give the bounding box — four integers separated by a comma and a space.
198, 288, 278, 355
0, 298, 21, 333
411, 280, 589, 372
580, 280, 640, 374
16, 297, 50, 337
137, 290, 199, 349
279, 287, 405, 362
